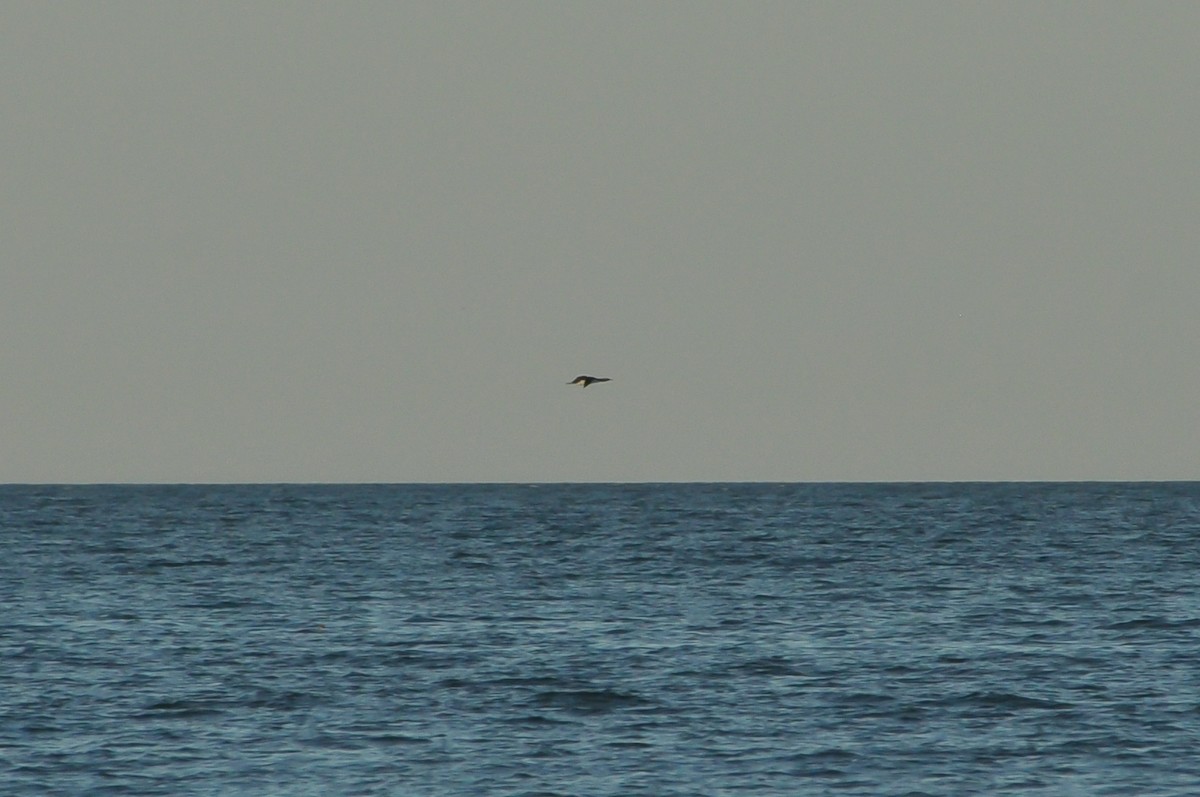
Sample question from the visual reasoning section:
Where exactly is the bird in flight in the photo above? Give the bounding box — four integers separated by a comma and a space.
568, 375, 611, 387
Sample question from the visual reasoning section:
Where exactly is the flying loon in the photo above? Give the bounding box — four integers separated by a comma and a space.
568, 375, 611, 387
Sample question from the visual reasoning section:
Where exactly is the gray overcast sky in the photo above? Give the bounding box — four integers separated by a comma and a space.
4, 2, 1198, 483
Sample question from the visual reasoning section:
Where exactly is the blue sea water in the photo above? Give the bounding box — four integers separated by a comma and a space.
3, 482, 1200, 796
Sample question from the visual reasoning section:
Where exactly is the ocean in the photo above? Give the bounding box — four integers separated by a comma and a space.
3, 483, 1200, 796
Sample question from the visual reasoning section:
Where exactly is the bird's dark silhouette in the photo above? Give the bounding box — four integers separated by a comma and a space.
568, 375, 611, 387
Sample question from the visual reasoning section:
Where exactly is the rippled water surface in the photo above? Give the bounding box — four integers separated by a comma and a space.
4, 483, 1200, 796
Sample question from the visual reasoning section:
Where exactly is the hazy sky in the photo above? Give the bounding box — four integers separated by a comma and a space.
4, 2, 1199, 483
